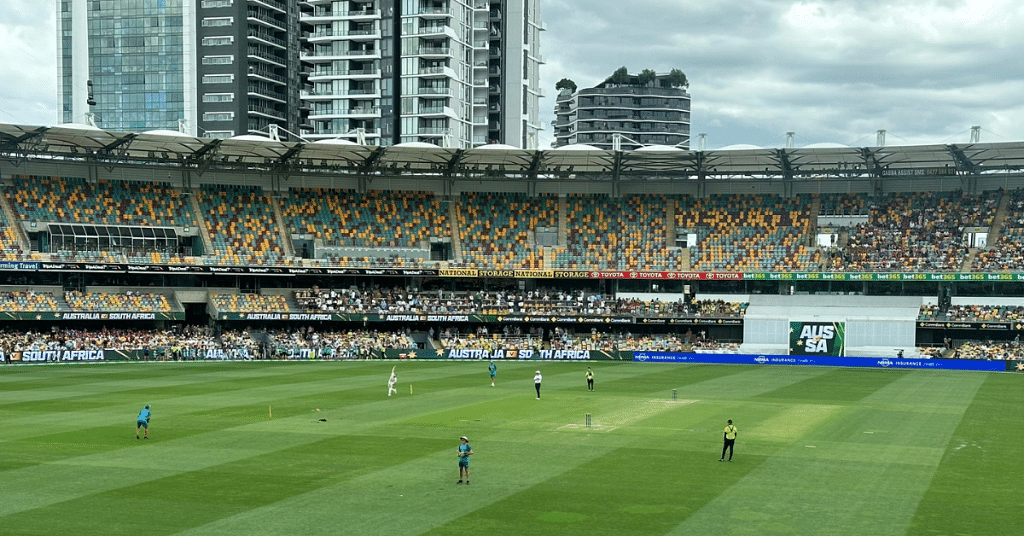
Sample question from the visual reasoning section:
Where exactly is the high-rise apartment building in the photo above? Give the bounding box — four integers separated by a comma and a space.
57, 0, 307, 138
195, 0, 306, 138
57, 0, 542, 147
300, 0, 543, 148
553, 73, 690, 151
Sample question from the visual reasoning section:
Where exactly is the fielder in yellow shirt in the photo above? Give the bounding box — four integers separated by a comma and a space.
720, 419, 737, 461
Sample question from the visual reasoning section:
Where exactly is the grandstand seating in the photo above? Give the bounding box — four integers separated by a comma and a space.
835, 190, 999, 272
197, 185, 290, 266
0, 291, 58, 311
0, 208, 27, 261
65, 291, 172, 312
5, 175, 1024, 274
552, 194, 686, 270
455, 192, 556, 269
675, 194, 819, 271
210, 293, 289, 313
282, 188, 449, 254
7, 176, 195, 227
975, 189, 1024, 271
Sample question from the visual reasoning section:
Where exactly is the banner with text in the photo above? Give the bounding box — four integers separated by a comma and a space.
789, 321, 846, 356
632, 352, 1006, 372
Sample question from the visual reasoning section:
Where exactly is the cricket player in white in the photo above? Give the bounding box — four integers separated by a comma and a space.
388, 366, 398, 396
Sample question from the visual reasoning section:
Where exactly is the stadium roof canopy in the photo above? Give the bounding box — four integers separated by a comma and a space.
4, 123, 1024, 180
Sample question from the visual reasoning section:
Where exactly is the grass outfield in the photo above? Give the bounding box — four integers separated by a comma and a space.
0, 360, 1020, 536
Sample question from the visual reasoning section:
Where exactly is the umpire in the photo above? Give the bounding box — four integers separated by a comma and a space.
720, 419, 737, 461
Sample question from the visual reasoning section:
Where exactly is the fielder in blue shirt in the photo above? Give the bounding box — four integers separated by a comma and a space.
137, 404, 151, 439
489, 361, 497, 386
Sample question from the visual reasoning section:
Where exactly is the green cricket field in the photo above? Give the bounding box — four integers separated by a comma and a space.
1, 360, 1019, 535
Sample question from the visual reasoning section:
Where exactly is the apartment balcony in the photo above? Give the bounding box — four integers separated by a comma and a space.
248, 69, 287, 85
252, 0, 287, 13
413, 7, 453, 19
415, 106, 457, 119
247, 47, 287, 67
247, 9, 287, 31
248, 106, 287, 120
301, 49, 381, 62
413, 46, 453, 58
473, 22, 488, 32
309, 68, 381, 81
246, 30, 287, 49
306, 128, 381, 140
416, 127, 451, 136
414, 87, 452, 96
416, 66, 458, 79
303, 9, 381, 23
248, 86, 288, 103
412, 24, 453, 37
307, 27, 381, 42
308, 106, 380, 120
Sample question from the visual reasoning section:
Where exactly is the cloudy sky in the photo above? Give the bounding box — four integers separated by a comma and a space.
2, 0, 1023, 149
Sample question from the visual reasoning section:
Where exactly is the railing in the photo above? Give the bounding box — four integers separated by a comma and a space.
310, 68, 381, 77
247, 47, 286, 65
246, 9, 286, 29
246, 30, 286, 48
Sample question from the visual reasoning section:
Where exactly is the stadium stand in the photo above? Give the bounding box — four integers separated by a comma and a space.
210, 293, 289, 313
65, 291, 172, 312
0, 291, 58, 312
282, 188, 448, 266
675, 194, 819, 271
197, 185, 290, 266
833, 190, 999, 272
7, 176, 195, 227
454, 192, 557, 269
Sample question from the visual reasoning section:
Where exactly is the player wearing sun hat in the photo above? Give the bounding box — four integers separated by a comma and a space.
534, 370, 542, 399
489, 360, 497, 386
456, 436, 473, 485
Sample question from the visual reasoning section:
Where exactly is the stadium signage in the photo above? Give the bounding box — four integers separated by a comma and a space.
18, 350, 104, 362
439, 268, 478, 277
479, 270, 516, 277
0, 261, 40, 270
60, 312, 160, 320
633, 352, 1007, 372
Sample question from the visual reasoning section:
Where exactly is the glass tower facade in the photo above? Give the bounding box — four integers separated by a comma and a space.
57, 0, 195, 132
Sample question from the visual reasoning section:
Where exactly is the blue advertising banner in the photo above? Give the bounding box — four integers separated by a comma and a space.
632, 352, 1007, 372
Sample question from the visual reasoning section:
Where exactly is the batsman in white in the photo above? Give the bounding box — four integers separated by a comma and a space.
387, 366, 398, 396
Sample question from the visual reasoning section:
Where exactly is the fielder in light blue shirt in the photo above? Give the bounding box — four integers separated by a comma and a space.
137, 404, 151, 439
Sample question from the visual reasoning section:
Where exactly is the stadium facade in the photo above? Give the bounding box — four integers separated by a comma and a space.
553, 73, 690, 150
3, 122, 1024, 360
56, 0, 544, 148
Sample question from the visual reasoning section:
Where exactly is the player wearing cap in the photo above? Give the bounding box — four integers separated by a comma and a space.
136, 404, 151, 439
456, 436, 473, 485
489, 361, 497, 386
